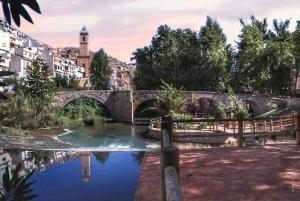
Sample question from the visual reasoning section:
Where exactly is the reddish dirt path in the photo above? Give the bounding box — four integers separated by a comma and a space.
135, 144, 300, 201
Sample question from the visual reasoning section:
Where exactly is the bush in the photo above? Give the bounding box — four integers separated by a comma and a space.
170, 111, 193, 121
214, 103, 227, 120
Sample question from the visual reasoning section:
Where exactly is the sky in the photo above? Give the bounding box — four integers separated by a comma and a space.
5, 0, 300, 62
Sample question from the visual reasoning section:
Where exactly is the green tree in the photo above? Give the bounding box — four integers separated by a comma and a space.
22, 58, 55, 125
133, 25, 200, 90
90, 49, 111, 90
234, 16, 267, 92
293, 21, 300, 96
263, 19, 295, 96
157, 80, 187, 114
198, 16, 231, 91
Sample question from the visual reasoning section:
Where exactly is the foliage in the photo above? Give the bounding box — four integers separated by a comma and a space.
157, 81, 187, 114
293, 21, 300, 95
227, 88, 249, 118
234, 16, 267, 92
0, 164, 37, 201
133, 25, 200, 90
170, 111, 193, 121
54, 76, 81, 91
90, 49, 112, 90
1, 0, 41, 27
234, 16, 295, 96
198, 16, 231, 91
0, 90, 34, 129
214, 103, 227, 120
133, 17, 232, 91
21, 58, 55, 128
63, 97, 106, 127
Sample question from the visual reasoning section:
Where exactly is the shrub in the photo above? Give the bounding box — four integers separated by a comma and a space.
214, 103, 227, 120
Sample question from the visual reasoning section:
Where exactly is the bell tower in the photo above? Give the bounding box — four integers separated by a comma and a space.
78, 25, 90, 78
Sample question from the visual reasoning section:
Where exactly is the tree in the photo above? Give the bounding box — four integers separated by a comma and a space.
263, 19, 295, 96
22, 58, 55, 127
90, 49, 111, 90
198, 16, 231, 91
0, 0, 41, 27
234, 16, 268, 92
157, 80, 187, 114
293, 21, 300, 96
133, 25, 200, 90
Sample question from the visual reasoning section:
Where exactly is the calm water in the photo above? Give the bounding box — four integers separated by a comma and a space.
58, 124, 160, 151
0, 149, 144, 201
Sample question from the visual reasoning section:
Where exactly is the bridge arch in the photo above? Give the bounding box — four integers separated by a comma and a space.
63, 96, 113, 118
134, 99, 166, 118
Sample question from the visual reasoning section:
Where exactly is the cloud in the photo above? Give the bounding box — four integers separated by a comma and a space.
11, 0, 300, 62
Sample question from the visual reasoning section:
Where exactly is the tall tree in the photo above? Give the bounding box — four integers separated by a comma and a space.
90, 49, 112, 90
133, 25, 200, 90
293, 21, 300, 96
263, 19, 295, 96
234, 16, 268, 92
23, 58, 55, 124
198, 16, 231, 91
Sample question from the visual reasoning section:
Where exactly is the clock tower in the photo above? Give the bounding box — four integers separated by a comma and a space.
78, 26, 90, 78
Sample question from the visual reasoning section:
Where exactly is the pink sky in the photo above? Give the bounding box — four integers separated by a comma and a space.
6, 0, 300, 62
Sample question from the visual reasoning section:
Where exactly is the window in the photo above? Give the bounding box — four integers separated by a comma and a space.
83, 36, 86, 42
2, 43, 6, 48
83, 64, 85, 68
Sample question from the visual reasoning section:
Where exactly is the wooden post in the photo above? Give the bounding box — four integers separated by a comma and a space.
161, 146, 180, 201
293, 113, 296, 135
279, 119, 282, 131
165, 166, 184, 201
161, 117, 168, 148
297, 113, 300, 145
237, 118, 244, 147
253, 121, 257, 132
264, 121, 267, 132
166, 116, 174, 145
270, 119, 273, 132
233, 121, 236, 134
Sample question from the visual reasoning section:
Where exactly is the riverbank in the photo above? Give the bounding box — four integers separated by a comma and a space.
0, 127, 77, 149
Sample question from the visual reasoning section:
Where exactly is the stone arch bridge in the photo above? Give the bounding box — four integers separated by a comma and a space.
55, 90, 283, 123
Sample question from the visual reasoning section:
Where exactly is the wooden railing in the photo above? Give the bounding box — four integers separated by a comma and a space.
153, 113, 300, 147
159, 113, 300, 201
160, 117, 184, 201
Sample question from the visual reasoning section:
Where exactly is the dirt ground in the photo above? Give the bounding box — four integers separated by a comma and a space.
135, 144, 300, 201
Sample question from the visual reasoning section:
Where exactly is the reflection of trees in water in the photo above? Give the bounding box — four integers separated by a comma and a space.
93, 152, 111, 165
0, 164, 37, 201
131, 152, 145, 166
30, 151, 53, 169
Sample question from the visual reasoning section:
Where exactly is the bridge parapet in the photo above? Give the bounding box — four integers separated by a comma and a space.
55, 90, 285, 122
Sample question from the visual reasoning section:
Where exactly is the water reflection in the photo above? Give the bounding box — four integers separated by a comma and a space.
0, 149, 144, 201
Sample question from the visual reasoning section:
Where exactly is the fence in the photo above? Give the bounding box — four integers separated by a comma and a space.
153, 113, 300, 147
159, 113, 300, 201
160, 117, 184, 201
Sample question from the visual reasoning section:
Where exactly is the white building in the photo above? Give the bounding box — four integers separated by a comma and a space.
0, 30, 11, 71
10, 47, 37, 78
